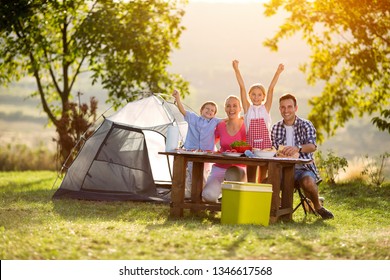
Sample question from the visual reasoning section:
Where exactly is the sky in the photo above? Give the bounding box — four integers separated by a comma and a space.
169, 1, 313, 115
1, 0, 389, 162
192, 0, 264, 2
165, 0, 390, 161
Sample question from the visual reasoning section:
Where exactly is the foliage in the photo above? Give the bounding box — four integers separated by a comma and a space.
230, 140, 250, 148
263, 0, 390, 142
315, 150, 348, 185
1, 171, 389, 260
361, 152, 390, 186
0, 0, 189, 162
372, 109, 390, 133
53, 92, 98, 166
0, 144, 56, 171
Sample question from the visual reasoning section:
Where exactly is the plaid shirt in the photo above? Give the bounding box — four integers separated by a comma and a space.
271, 116, 321, 181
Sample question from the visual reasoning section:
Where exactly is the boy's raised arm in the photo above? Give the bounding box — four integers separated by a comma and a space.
232, 60, 250, 113
172, 89, 186, 116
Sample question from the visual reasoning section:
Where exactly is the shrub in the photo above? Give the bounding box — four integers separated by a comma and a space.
0, 143, 57, 171
361, 152, 390, 187
315, 150, 348, 185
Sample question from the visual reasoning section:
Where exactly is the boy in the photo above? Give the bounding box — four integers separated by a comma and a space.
172, 90, 221, 198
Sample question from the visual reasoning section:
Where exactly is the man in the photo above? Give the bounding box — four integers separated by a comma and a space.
271, 93, 334, 219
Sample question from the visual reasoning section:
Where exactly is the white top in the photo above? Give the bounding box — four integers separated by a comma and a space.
245, 104, 271, 133
285, 125, 294, 146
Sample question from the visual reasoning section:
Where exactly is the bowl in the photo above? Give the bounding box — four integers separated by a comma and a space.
253, 149, 276, 158
232, 146, 252, 153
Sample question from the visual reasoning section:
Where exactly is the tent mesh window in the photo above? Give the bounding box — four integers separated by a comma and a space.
83, 125, 156, 195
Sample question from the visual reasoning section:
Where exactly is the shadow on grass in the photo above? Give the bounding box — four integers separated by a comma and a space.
151, 208, 336, 235
0, 174, 59, 208
3, 176, 387, 235
51, 198, 170, 221
144, 211, 337, 259
3, 187, 339, 231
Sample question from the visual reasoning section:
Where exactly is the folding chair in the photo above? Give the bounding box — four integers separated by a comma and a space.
293, 179, 323, 216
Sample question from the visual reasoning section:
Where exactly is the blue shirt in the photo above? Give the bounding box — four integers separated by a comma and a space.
271, 116, 321, 181
184, 111, 221, 151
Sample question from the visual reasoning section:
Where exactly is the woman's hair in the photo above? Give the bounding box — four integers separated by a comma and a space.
224, 95, 241, 107
248, 83, 266, 97
279, 93, 297, 107
200, 101, 218, 114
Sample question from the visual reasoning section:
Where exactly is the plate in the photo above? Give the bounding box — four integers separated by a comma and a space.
253, 149, 276, 158
253, 152, 276, 159
176, 149, 207, 155
192, 151, 207, 155
275, 157, 312, 162
222, 152, 243, 157
253, 155, 275, 159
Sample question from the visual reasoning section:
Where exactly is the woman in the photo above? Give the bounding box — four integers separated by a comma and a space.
202, 95, 247, 203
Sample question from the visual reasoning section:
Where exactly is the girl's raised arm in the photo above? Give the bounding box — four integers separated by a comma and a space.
232, 60, 250, 113
265, 63, 284, 112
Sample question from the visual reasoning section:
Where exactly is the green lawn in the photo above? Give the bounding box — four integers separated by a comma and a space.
0, 171, 389, 260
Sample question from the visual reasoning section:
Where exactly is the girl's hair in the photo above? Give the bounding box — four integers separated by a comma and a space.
224, 95, 242, 107
248, 83, 266, 97
279, 93, 297, 107
200, 101, 218, 114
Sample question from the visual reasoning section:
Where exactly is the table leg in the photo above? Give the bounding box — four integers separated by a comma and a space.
170, 155, 186, 218
191, 161, 204, 214
268, 162, 281, 223
280, 164, 295, 221
246, 165, 257, 182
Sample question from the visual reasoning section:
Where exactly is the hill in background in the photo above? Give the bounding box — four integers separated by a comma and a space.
0, 1, 389, 162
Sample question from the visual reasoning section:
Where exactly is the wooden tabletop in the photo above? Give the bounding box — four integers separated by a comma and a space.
159, 151, 312, 165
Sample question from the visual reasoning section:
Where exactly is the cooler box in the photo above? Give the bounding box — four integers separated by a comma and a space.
221, 181, 273, 226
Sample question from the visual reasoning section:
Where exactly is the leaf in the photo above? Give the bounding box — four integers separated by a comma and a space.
263, 0, 390, 139
0, 0, 189, 162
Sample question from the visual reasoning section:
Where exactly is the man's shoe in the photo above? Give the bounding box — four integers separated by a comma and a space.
316, 207, 334, 219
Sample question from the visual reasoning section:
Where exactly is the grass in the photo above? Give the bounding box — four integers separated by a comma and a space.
0, 171, 389, 260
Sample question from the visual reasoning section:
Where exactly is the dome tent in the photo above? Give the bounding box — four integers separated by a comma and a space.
52, 94, 189, 202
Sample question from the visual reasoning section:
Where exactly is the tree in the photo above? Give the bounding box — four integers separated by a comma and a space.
0, 0, 189, 162
263, 0, 390, 142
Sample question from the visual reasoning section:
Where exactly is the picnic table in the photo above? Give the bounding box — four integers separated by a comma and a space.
159, 151, 312, 223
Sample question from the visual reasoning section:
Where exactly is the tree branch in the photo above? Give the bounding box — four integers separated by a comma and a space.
15, 18, 57, 124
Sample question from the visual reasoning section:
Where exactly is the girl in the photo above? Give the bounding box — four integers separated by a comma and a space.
232, 60, 284, 181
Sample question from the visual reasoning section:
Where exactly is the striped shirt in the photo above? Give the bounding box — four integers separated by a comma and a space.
271, 116, 321, 181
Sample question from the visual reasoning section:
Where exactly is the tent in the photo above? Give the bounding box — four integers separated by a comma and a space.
52, 94, 189, 202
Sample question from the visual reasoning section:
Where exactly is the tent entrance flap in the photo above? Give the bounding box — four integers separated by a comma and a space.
81, 125, 156, 196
